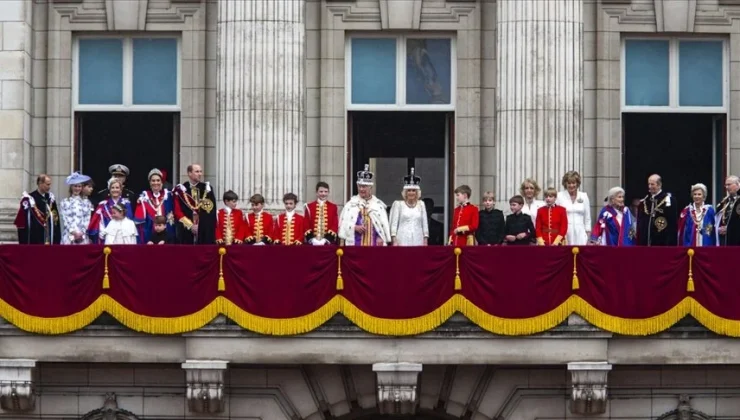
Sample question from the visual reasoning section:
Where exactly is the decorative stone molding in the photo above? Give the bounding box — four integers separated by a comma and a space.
654, 0, 696, 32
656, 395, 712, 420
182, 360, 228, 413
372, 363, 422, 415
81, 393, 140, 420
52, 0, 202, 28
379, 0, 422, 29
327, 0, 474, 24
105, 0, 148, 30
0, 359, 36, 412
567, 362, 612, 415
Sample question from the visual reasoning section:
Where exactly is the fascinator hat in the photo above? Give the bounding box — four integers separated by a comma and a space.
65, 171, 91, 186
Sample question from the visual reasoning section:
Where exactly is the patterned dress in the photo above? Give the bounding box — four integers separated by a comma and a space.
60, 195, 93, 245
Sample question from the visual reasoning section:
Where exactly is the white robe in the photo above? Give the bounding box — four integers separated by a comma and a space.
339, 195, 391, 246
556, 190, 592, 246
101, 218, 138, 245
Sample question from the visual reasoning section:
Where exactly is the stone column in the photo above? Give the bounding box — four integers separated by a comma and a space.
216, 0, 305, 209
495, 0, 583, 200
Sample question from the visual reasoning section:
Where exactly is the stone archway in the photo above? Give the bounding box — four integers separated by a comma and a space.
655, 395, 712, 420
80, 393, 140, 420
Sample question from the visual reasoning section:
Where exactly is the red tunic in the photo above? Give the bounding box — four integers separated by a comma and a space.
535, 205, 568, 245
449, 203, 479, 246
303, 200, 339, 243
245, 212, 274, 244
216, 208, 247, 245
273, 213, 305, 245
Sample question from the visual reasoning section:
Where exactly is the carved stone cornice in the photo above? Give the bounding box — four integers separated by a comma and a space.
327, 0, 474, 24
0, 359, 35, 412
567, 362, 612, 415
182, 360, 228, 414
372, 363, 422, 415
656, 395, 712, 420
81, 393, 140, 420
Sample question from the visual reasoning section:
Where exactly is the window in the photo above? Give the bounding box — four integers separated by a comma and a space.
622, 37, 727, 111
347, 35, 455, 110
74, 35, 180, 110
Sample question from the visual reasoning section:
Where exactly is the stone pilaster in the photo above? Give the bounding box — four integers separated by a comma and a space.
372, 362, 422, 415
216, 0, 305, 209
495, 0, 583, 200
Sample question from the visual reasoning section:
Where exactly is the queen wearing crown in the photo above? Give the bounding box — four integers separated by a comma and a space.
389, 168, 429, 246
339, 164, 392, 246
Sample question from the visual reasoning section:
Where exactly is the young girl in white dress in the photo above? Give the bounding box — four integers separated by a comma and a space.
60, 172, 93, 245
389, 168, 429, 246
100, 203, 138, 245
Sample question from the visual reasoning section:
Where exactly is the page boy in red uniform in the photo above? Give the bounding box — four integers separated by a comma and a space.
448, 184, 479, 246
535, 188, 568, 246
215, 190, 246, 245
304, 181, 339, 245
274, 193, 304, 246
245, 193, 274, 245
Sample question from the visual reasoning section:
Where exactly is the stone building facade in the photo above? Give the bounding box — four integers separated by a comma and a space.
1, 0, 740, 419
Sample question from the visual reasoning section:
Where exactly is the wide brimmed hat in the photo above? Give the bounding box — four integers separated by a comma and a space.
65, 171, 91, 185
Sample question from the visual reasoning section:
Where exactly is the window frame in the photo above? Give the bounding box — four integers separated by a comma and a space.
621, 36, 728, 113
73, 34, 181, 112
345, 33, 457, 111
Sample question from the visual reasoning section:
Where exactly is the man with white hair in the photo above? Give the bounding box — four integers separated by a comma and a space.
636, 174, 677, 246
716, 175, 740, 246
338, 164, 391, 246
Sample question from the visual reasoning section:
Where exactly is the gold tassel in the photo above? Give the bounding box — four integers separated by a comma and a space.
336, 248, 344, 290
218, 247, 227, 292
102, 247, 111, 290
687, 248, 695, 292
571, 247, 580, 290
454, 247, 462, 291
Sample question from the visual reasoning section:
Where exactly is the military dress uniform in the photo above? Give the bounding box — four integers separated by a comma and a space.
535, 204, 568, 246
636, 191, 677, 246
245, 211, 274, 245
716, 194, 740, 246
449, 202, 479, 246
215, 208, 247, 245
173, 181, 217, 244
93, 164, 137, 207
304, 200, 339, 245
273, 211, 305, 246
14, 190, 61, 244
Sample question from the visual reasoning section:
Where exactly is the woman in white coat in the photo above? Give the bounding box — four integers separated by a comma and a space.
556, 171, 591, 245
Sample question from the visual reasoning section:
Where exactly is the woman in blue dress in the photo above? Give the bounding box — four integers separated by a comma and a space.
88, 178, 135, 244
589, 187, 635, 246
678, 183, 716, 247
60, 172, 94, 245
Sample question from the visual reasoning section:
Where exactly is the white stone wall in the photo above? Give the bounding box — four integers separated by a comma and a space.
3, 363, 739, 419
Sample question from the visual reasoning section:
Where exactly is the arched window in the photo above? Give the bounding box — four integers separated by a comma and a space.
655, 395, 712, 420
80, 393, 140, 420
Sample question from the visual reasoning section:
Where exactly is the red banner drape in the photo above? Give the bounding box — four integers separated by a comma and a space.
0, 245, 739, 336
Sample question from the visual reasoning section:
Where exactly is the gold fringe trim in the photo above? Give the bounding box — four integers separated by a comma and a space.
571, 247, 580, 290
687, 248, 695, 292
336, 248, 344, 291
454, 247, 462, 291
218, 247, 227, 292
102, 247, 112, 290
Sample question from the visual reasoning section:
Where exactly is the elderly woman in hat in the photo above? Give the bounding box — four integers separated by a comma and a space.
88, 177, 136, 244
135, 168, 176, 243
60, 172, 94, 245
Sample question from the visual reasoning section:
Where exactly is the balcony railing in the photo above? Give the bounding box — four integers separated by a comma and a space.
0, 245, 737, 337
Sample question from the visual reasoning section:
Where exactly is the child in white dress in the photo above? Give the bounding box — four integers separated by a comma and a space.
101, 203, 138, 245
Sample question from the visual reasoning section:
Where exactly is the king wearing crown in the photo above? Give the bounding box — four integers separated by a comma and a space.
338, 164, 391, 246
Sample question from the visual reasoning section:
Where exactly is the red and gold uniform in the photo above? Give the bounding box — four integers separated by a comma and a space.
304, 200, 339, 244
245, 211, 274, 244
215, 208, 247, 245
449, 202, 479, 246
535, 204, 568, 246
273, 211, 305, 246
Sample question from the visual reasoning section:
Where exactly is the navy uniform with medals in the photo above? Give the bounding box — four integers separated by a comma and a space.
93, 164, 137, 207
637, 191, 677, 246
716, 194, 740, 246
173, 181, 217, 244
14, 181, 61, 245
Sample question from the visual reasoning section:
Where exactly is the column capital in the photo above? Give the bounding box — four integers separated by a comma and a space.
0, 359, 36, 412
372, 362, 422, 415
567, 362, 612, 415
182, 360, 228, 413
